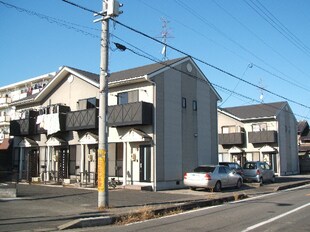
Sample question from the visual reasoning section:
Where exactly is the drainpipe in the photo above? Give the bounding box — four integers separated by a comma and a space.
47, 146, 51, 181
123, 142, 127, 186
145, 77, 157, 192
19, 147, 23, 180
80, 144, 84, 183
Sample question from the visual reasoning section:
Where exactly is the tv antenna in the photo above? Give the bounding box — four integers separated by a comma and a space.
258, 78, 265, 103
158, 17, 173, 60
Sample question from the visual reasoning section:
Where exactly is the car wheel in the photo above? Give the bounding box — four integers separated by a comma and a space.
236, 179, 242, 189
213, 181, 221, 192
190, 187, 196, 191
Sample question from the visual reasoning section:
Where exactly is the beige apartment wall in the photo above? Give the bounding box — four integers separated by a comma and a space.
41, 74, 98, 111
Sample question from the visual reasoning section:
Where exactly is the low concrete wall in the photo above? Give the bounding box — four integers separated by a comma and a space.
0, 184, 17, 198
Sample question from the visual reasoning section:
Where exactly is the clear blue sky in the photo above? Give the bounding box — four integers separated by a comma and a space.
1, 0, 310, 121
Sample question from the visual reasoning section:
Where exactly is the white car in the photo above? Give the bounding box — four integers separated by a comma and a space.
184, 165, 243, 192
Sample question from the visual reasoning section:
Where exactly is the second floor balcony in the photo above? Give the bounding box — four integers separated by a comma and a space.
108, 101, 153, 127
10, 118, 37, 136
66, 108, 98, 131
248, 130, 278, 144
218, 132, 245, 145
65, 102, 153, 131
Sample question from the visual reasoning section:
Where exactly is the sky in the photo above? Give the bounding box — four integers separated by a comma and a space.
1, 0, 310, 121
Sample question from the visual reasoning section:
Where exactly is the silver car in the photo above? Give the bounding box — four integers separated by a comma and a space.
184, 165, 243, 192
243, 161, 276, 183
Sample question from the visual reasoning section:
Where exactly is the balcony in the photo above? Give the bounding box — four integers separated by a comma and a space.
108, 102, 153, 127
66, 108, 98, 131
248, 130, 278, 144
10, 118, 36, 136
218, 132, 245, 145
0, 97, 11, 108
0, 115, 10, 123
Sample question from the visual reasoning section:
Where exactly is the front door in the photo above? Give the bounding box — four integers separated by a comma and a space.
58, 148, 69, 181
28, 149, 39, 182
139, 145, 151, 182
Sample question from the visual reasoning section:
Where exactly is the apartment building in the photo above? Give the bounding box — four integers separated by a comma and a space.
218, 102, 299, 176
0, 73, 55, 179
9, 57, 221, 190
298, 120, 310, 173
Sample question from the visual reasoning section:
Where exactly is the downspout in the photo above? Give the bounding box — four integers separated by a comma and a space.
146, 76, 157, 192
275, 116, 281, 176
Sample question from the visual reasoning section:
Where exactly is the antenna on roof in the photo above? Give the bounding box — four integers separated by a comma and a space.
258, 78, 265, 103
157, 17, 173, 60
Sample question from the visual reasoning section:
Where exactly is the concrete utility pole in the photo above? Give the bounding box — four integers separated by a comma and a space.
95, 0, 123, 209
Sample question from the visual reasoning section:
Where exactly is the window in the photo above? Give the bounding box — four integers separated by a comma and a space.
117, 90, 138, 105
182, 97, 186, 108
193, 100, 197, 111
252, 123, 267, 132
117, 92, 128, 105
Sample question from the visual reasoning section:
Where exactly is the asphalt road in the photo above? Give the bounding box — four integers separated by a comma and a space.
78, 184, 310, 232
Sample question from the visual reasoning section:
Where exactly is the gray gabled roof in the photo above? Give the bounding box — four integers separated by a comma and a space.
68, 57, 187, 84
108, 57, 186, 82
221, 101, 288, 120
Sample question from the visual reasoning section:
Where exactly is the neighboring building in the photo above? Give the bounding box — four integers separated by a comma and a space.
218, 102, 299, 176
297, 120, 310, 173
9, 56, 221, 190
0, 72, 55, 180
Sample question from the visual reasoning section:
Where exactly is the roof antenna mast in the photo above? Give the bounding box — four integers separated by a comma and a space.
159, 17, 173, 60
258, 78, 265, 103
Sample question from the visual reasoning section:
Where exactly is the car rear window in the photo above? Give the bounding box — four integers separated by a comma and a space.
194, 166, 215, 173
243, 163, 257, 169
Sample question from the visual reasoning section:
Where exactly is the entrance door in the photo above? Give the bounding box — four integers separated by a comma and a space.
263, 153, 277, 173
231, 153, 246, 166
139, 145, 151, 182
58, 148, 68, 181
28, 149, 39, 182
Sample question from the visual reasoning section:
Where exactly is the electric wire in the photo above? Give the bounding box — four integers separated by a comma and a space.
111, 41, 309, 120
0, 1, 101, 39
244, 0, 310, 58
5, 0, 309, 116
212, 0, 310, 91
111, 18, 310, 110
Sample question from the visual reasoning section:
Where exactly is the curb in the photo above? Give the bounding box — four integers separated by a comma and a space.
58, 193, 247, 230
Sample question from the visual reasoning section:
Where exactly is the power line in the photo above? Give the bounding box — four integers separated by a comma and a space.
245, 0, 310, 58
111, 18, 310, 110
212, 0, 310, 91
111, 41, 309, 120
59, 0, 310, 111
0, 0, 100, 39
9, 0, 309, 113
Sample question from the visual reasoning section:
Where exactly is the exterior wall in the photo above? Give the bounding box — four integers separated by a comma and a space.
41, 74, 99, 111
218, 103, 299, 176
154, 61, 218, 190
277, 106, 299, 175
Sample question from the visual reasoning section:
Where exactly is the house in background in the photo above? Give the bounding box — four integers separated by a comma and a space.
0, 72, 55, 180
9, 56, 221, 190
218, 102, 299, 176
298, 120, 310, 173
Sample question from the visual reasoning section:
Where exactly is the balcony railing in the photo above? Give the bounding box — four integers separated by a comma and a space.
0, 115, 10, 123
10, 118, 36, 136
248, 130, 277, 144
108, 101, 153, 127
0, 97, 11, 105
218, 132, 245, 145
66, 108, 98, 131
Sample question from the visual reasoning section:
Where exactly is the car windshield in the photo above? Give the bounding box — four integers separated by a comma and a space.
193, 166, 215, 173
243, 163, 257, 169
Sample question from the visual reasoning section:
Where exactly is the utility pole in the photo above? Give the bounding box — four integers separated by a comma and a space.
95, 0, 123, 209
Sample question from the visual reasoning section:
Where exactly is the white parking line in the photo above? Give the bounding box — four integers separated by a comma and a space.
241, 202, 310, 232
